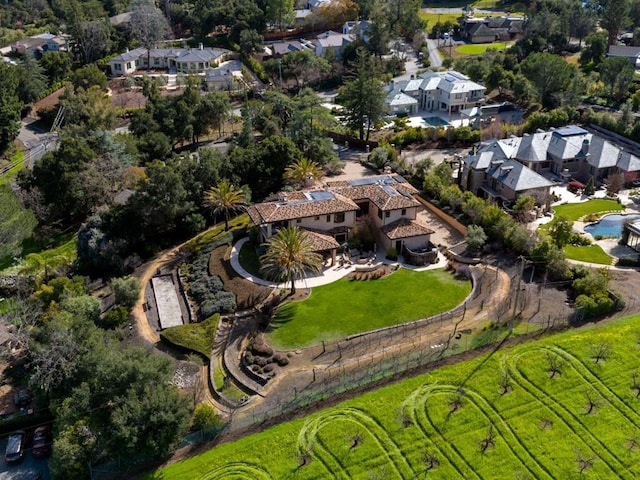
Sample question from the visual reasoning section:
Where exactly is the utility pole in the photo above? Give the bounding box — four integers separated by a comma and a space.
510, 256, 526, 332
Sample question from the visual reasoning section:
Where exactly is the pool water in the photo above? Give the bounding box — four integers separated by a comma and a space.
584, 214, 640, 238
423, 116, 449, 127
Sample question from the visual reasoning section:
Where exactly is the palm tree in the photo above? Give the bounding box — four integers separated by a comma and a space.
18, 252, 70, 286
260, 227, 323, 294
203, 180, 246, 231
284, 158, 324, 188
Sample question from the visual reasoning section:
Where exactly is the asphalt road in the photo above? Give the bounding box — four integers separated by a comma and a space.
0, 436, 50, 480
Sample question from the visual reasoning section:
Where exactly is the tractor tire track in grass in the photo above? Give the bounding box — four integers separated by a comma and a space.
199, 462, 272, 479
406, 384, 550, 480
405, 385, 474, 480
506, 348, 634, 479
297, 407, 415, 479
546, 345, 640, 428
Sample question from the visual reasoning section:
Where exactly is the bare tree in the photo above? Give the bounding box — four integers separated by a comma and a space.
297, 452, 311, 468
539, 418, 553, 430
545, 351, 562, 378
349, 431, 364, 450
574, 448, 595, 474
396, 407, 412, 428
583, 389, 600, 414
422, 450, 438, 472
130, 0, 170, 70
478, 423, 496, 454
449, 385, 465, 413
590, 342, 611, 364
499, 370, 512, 395
0, 297, 42, 359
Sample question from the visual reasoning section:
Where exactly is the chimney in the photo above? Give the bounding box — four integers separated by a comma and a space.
199, 43, 203, 50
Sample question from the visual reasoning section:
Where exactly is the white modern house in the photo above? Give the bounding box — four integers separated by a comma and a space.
386, 71, 486, 116
109, 45, 231, 76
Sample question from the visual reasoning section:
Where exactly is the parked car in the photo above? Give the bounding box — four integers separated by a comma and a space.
13, 388, 32, 408
4, 430, 26, 463
31, 425, 52, 458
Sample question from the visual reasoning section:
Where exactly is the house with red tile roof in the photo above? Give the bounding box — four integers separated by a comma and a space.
247, 175, 435, 264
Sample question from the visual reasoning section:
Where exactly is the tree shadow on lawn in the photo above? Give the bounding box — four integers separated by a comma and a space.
264, 302, 297, 334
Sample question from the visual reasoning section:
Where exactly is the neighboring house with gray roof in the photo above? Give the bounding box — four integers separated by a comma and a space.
462, 125, 640, 204
11, 32, 68, 57
606, 45, 640, 68
315, 31, 354, 58
109, 44, 231, 76
460, 15, 524, 43
247, 175, 434, 261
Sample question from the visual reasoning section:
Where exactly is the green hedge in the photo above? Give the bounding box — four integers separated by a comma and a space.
160, 314, 220, 359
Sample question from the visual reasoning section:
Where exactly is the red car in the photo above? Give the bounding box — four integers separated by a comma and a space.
31, 425, 52, 458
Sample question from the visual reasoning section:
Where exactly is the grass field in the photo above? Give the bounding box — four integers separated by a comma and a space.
148, 314, 640, 479
456, 42, 512, 55
564, 244, 613, 265
552, 199, 624, 222
238, 242, 262, 277
266, 268, 471, 349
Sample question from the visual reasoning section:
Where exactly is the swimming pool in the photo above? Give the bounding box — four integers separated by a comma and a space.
423, 116, 449, 127
584, 213, 640, 238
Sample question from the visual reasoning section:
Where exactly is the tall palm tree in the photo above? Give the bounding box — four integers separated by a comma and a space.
284, 158, 324, 188
203, 180, 246, 231
260, 227, 323, 294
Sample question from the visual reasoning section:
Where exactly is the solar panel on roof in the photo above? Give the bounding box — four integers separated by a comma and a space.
308, 190, 335, 201
381, 184, 399, 196
349, 177, 379, 186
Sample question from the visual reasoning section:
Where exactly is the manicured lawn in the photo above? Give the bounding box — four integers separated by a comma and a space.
456, 42, 512, 55
565, 244, 613, 265
552, 199, 624, 222
238, 242, 262, 277
419, 12, 461, 28
266, 268, 471, 349
147, 313, 640, 480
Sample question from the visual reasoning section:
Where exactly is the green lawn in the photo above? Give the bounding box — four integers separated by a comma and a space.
147, 313, 640, 480
565, 244, 613, 265
266, 268, 471, 349
456, 42, 512, 55
183, 214, 249, 253
238, 241, 262, 277
419, 12, 461, 28
552, 199, 624, 222
160, 314, 219, 359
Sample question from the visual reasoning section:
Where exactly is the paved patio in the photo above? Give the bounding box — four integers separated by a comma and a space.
229, 237, 449, 289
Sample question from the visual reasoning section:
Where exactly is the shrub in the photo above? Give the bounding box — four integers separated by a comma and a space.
110, 276, 141, 310
101, 306, 130, 329
386, 247, 398, 260
192, 403, 222, 432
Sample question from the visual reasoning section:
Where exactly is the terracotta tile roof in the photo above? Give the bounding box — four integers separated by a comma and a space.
381, 218, 434, 240
246, 190, 358, 224
302, 229, 340, 251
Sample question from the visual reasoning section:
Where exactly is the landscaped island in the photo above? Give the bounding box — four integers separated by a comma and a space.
147, 313, 640, 479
